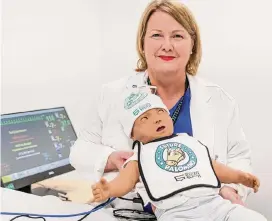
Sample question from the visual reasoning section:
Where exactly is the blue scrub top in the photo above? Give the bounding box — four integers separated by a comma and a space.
143, 87, 193, 214
169, 87, 193, 136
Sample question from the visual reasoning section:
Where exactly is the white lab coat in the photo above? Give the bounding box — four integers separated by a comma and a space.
69, 72, 252, 202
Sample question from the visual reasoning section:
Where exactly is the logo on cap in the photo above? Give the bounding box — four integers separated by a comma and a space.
132, 103, 151, 116
124, 92, 148, 109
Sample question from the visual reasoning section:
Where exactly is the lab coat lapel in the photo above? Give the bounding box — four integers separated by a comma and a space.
188, 75, 215, 153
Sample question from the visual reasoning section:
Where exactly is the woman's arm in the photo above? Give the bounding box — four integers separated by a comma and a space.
224, 101, 253, 201
69, 83, 133, 179
69, 85, 129, 179
69, 85, 113, 176
69, 127, 115, 175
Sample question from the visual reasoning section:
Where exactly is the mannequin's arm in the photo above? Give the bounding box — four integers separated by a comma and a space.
212, 160, 260, 192
92, 161, 139, 202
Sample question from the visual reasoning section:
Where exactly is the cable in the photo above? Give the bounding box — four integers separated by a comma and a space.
113, 209, 157, 220
0, 197, 115, 219
10, 215, 46, 221
118, 196, 143, 204
118, 196, 134, 201
118, 195, 145, 210
2, 195, 155, 220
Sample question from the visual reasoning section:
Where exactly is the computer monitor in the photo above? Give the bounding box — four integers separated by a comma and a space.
1, 107, 77, 193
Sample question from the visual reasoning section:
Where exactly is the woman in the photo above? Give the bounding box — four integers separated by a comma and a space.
70, 0, 266, 220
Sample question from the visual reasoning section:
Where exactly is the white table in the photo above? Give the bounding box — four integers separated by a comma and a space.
0, 187, 118, 221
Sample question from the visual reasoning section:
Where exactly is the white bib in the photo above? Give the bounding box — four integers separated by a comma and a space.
134, 134, 220, 202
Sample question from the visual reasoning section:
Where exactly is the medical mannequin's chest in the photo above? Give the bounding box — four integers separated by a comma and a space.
137, 134, 220, 201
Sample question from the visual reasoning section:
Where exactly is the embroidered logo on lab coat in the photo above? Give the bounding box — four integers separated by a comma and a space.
155, 142, 197, 173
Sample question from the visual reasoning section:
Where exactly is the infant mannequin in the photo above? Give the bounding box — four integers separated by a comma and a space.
92, 91, 261, 221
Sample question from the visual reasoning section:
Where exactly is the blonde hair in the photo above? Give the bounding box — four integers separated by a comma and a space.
135, 0, 202, 75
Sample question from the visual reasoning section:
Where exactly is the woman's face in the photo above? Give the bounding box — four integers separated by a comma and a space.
144, 11, 193, 75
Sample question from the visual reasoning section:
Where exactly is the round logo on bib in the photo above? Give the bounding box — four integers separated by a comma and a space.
155, 142, 197, 173
124, 92, 148, 109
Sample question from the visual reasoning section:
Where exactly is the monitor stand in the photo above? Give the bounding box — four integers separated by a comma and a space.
18, 185, 32, 194
17, 185, 62, 196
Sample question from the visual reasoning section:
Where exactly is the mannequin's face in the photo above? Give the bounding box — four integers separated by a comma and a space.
131, 108, 173, 144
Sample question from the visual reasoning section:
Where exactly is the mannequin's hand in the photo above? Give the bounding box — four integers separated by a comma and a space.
219, 186, 245, 206
105, 151, 134, 172
238, 172, 260, 193
91, 178, 111, 202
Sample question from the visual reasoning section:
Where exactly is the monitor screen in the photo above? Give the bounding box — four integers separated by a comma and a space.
1, 107, 77, 190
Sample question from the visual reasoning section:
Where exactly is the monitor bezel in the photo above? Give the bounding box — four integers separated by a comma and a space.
1, 106, 77, 190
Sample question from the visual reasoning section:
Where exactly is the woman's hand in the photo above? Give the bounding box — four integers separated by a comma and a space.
104, 151, 134, 172
219, 186, 245, 206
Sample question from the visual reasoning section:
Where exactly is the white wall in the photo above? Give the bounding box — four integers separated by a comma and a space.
2, 0, 272, 219
2, 0, 103, 132
186, 0, 272, 218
